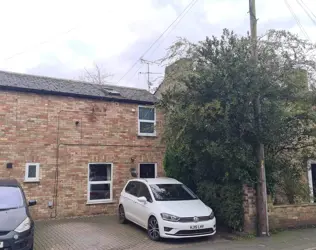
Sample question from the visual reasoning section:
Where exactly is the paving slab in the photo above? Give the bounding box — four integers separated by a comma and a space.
34, 215, 227, 250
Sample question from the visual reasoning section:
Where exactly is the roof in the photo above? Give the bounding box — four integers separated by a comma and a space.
0, 179, 19, 187
0, 70, 157, 104
131, 177, 181, 185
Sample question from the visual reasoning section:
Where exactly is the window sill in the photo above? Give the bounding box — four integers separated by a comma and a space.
24, 180, 40, 183
137, 134, 157, 138
86, 200, 115, 205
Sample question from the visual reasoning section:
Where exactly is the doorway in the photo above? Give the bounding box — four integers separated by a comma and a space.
311, 164, 316, 201
308, 160, 316, 203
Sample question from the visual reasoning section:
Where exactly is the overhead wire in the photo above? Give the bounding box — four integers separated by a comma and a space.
147, 0, 199, 60
2, 25, 81, 62
284, 0, 310, 40
301, 0, 316, 21
128, 1, 198, 83
293, 0, 316, 56
296, 0, 316, 26
116, 0, 199, 84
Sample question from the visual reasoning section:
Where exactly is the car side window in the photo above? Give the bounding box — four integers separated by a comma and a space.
138, 182, 153, 203
125, 181, 139, 196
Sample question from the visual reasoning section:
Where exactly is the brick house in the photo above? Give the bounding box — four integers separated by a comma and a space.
0, 71, 165, 220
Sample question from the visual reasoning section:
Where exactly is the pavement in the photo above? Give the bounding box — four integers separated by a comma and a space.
170, 228, 316, 250
34, 215, 316, 250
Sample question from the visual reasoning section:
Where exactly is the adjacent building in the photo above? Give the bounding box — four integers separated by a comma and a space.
154, 58, 193, 99
0, 71, 165, 219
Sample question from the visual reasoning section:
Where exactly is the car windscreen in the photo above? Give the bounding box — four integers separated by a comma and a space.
0, 186, 24, 209
149, 184, 198, 201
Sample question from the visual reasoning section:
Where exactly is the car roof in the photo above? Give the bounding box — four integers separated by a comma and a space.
0, 179, 19, 187
128, 177, 181, 185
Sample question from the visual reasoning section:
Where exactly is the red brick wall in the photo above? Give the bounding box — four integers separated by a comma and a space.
243, 185, 257, 233
269, 204, 316, 229
0, 90, 165, 219
243, 185, 316, 232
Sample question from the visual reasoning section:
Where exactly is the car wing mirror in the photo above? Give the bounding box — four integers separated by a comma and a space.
137, 196, 147, 203
28, 200, 37, 206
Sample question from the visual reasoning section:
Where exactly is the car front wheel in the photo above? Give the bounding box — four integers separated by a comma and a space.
147, 216, 160, 241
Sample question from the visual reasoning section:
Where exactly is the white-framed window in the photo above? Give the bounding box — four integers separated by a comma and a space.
24, 163, 40, 182
138, 106, 156, 136
138, 163, 157, 178
88, 163, 113, 204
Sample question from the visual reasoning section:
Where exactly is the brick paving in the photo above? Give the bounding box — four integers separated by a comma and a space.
34, 215, 225, 250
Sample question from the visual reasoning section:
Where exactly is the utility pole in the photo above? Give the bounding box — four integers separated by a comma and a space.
249, 0, 269, 237
139, 58, 161, 92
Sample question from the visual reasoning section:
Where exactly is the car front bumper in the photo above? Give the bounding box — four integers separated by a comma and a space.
0, 228, 34, 250
158, 217, 216, 238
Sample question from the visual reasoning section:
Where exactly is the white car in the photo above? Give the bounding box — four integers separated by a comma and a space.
118, 177, 216, 241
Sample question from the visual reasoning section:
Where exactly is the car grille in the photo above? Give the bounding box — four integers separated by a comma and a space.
175, 228, 214, 236
179, 216, 210, 223
0, 231, 10, 236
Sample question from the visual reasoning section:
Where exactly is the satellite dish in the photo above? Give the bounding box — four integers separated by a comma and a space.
130, 168, 137, 178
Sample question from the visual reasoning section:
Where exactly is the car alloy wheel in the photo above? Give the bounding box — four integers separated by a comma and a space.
148, 216, 160, 241
118, 205, 127, 224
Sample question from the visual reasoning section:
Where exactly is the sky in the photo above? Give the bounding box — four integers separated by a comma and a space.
0, 0, 315, 90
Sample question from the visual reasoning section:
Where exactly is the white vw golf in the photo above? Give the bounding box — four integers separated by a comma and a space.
118, 177, 216, 241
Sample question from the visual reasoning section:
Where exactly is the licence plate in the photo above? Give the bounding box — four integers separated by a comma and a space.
190, 225, 204, 230
0, 241, 3, 248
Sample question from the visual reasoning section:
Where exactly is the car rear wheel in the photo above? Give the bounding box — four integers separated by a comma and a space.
148, 216, 160, 241
118, 205, 127, 224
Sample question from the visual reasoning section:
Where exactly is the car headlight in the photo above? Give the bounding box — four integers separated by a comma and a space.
160, 213, 180, 222
14, 217, 31, 233
209, 211, 215, 220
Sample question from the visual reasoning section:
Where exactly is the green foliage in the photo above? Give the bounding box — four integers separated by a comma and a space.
160, 29, 316, 231
164, 146, 196, 191
197, 182, 244, 232
269, 156, 311, 204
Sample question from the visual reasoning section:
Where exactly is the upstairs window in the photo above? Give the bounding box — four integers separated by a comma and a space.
138, 106, 156, 136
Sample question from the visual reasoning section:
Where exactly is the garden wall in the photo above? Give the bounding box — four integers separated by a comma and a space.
243, 185, 316, 233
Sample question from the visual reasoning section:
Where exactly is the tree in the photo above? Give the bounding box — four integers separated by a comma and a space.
78, 63, 112, 84
159, 29, 316, 231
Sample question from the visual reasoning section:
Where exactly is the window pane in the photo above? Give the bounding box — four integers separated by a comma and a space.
140, 122, 154, 134
0, 187, 24, 209
139, 164, 156, 178
89, 184, 110, 200
125, 181, 139, 196
28, 165, 37, 178
139, 107, 155, 120
138, 183, 153, 202
89, 164, 111, 181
